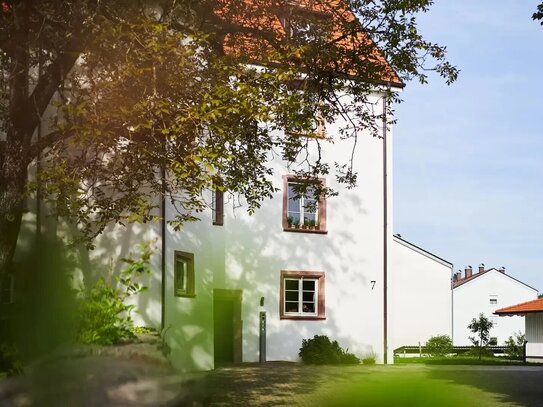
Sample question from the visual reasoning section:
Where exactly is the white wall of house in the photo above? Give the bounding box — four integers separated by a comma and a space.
163, 90, 395, 370
389, 236, 452, 351
452, 270, 537, 346
526, 313, 543, 363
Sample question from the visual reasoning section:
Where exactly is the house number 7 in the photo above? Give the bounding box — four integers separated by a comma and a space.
370, 280, 376, 290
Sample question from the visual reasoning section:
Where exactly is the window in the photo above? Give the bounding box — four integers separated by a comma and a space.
174, 251, 195, 297
283, 176, 327, 233
0, 274, 14, 304
212, 182, 224, 226
280, 271, 325, 320
278, 8, 331, 44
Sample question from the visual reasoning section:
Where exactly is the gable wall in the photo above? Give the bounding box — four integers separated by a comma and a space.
389, 238, 452, 350
453, 271, 537, 345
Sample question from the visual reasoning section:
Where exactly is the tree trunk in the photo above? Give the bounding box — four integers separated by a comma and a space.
0, 143, 28, 277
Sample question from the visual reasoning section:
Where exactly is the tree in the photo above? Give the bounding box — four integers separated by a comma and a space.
425, 334, 453, 358
468, 313, 494, 360
504, 331, 525, 360
0, 0, 458, 277
534, 2, 543, 23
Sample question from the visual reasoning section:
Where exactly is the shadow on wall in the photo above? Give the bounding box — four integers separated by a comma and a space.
208, 179, 381, 364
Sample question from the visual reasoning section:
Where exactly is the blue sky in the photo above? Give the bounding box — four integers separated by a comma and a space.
394, 1, 543, 293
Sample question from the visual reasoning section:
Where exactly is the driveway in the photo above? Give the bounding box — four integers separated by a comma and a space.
204, 363, 543, 406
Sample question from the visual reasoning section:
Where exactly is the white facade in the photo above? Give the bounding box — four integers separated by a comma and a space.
389, 236, 452, 350
452, 268, 538, 346
162, 91, 395, 371
526, 313, 543, 363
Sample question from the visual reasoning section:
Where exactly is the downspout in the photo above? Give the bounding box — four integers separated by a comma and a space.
36, 39, 42, 239
161, 169, 166, 331
382, 87, 389, 364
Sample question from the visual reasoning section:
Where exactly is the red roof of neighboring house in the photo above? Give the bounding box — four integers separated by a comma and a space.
494, 297, 543, 315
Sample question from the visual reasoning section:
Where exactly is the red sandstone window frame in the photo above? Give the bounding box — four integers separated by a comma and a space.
282, 175, 327, 234
212, 181, 224, 226
280, 270, 325, 320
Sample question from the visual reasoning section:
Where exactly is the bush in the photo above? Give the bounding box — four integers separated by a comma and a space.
299, 335, 360, 365
362, 352, 376, 365
505, 331, 525, 360
461, 347, 495, 358
425, 335, 453, 357
76, 240, 154, 345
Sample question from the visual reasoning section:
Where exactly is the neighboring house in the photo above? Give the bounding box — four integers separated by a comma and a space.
452, 265, 538, 346
389, 235, 453, 350
495, 297, 543, 364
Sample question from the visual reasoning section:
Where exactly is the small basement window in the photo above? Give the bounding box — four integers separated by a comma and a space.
174, 251, 195, 297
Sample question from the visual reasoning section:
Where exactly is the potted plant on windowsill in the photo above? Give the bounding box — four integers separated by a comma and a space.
307, 219, 316, 230
287, 216, 294, 228
314, 221, 320, 231
302, 218, 309, 229
293, 219, 300, 229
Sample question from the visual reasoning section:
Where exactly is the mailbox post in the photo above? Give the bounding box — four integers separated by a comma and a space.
259, 311, 266, 363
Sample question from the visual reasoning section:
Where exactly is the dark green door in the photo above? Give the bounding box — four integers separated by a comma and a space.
213, 289, 242, 364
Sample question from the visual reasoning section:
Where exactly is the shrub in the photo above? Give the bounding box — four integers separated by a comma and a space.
505, 331, 525, 360
362, 351, 376, 365
0, 343, 23, 376
461, 347, 495, 358
299, 335, 360, 365
76, 240, 154, 345
425, 335, 453, 357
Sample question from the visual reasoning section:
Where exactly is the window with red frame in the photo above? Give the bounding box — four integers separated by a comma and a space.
283, 176, 326, 232
280, 271, 325, 320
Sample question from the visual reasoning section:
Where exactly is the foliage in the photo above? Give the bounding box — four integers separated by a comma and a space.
0, 343, 23, 376
468, 313, 494, 360
0, 0, 458, 276
76, 240, 153, 345
130, 326, 157, 335
425, 335, 453, 357
534, 2, 543, 24
461, 347, 495, 359
504, 331, 525, 360
299, 335, 360, 365
361, 351, 376, 365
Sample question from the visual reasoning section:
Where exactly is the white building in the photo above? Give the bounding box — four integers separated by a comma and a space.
161, 89, 398, 371
389, 235, 453, 350
495, 297, 543, 363
452, 265, 538, 346
11, 2, 461, 373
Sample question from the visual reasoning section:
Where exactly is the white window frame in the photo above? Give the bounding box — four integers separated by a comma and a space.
283, 276, 318, 316
287, 182, 318, 225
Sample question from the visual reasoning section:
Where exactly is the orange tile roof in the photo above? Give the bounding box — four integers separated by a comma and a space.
215, 0, 403, 86
494, 297, 543, 315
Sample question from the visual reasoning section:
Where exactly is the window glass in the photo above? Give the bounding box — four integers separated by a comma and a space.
174, 251, 195, 297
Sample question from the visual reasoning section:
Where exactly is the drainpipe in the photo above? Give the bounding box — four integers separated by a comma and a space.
160, 167, 166, 331
382, 86, 389, 364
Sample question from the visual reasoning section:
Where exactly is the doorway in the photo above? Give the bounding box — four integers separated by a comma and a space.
213, 289, 242, 364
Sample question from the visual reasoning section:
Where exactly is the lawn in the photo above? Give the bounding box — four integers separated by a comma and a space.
206, 363, 534, 406
311, 367, 508, 407
394, 356, 527, 366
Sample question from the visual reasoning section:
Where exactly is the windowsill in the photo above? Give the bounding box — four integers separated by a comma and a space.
280, 315, 326, 321
175, 293, 196, 298
283, 227, 327, 234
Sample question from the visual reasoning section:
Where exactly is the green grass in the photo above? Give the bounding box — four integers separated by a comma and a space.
394, 356, 526, 365
311, 367, 512, 406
